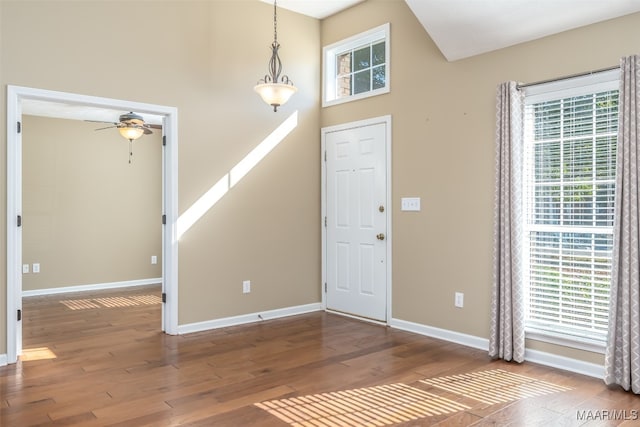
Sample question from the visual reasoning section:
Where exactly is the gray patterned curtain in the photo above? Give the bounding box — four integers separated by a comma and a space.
605, 55, 640, 394
490, 81, 525, 363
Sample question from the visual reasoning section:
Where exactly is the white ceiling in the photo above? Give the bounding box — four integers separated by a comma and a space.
405, 0, 640, 61
261, 0, 364, 19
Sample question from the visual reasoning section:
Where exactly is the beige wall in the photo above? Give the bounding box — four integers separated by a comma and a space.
0, 1, 321, 354
321, 0, 640, 365
22, 116, 162, 291
2, 0, 638, 369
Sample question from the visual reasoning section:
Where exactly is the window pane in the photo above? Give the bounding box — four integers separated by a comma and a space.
337, 52, 351, 76
534, 100, 561, 140
354, 70, 370, 94
353, 47, 370, 72
563, 95, 593, 137
595, 183, 615, 227
563, 138, 592, 181
595, 135, 616, 180
372, 42, 385, 66
372, 66, 385, 90
595, 91, 619, 134
534, 141, 561, 182
563, 184, 594, 227
533, 185, 560, 224
337, 75, 351, 98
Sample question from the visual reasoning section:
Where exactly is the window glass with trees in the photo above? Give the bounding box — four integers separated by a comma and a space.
323, 23, 389, 107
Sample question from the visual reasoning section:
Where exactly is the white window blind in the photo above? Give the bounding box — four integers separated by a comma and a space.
523, 80, 619, 343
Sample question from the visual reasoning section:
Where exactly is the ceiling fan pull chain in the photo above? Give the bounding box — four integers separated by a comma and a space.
129, 139, 133, 164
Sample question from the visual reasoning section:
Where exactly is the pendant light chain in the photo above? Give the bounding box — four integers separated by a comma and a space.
273, 0, 278, 44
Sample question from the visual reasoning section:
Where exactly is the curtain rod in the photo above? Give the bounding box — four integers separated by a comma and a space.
516, 65, 620, 90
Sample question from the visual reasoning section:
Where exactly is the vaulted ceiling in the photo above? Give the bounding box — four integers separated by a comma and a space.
273, 0, 640, 61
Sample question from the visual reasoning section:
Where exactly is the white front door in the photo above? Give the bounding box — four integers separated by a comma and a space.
324, 120, 389, 321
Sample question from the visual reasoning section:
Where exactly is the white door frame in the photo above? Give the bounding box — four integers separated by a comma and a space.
321, 115, 392, 323
6, 85, 179, 364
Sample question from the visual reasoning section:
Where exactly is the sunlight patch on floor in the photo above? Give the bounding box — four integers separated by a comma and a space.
20, 347, 57, 361
420, 369, 572, 405
60, 294, 162, 310
255, 383, 471, 426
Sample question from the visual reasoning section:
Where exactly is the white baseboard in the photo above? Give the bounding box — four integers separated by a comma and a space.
177, 303, 323, 335
389, 317, 604, 379
22, 278, 162, 297
525, 348, 604, 379
0, 353, 7, 366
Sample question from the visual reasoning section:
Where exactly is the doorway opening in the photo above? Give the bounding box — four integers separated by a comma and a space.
6, 85, 179, 364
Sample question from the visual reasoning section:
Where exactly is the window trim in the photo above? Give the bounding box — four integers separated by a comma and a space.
521, 70, 620, 351
322, 23, 390, 108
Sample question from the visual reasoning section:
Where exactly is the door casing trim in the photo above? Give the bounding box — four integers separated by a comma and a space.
6, 85, 179, 364
320, 115, 392, 323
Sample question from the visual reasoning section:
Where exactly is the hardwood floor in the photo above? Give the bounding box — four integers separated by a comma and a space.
1, 285, 638, 426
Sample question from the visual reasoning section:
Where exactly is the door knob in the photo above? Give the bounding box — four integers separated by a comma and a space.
376, 233, 385, 241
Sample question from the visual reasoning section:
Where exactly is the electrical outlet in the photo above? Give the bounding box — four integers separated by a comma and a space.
22, 264, 29, 274
455, 292, 464, 308
151, 255, 158, 265
33, 263, 40, 273
243, 280, 251, 294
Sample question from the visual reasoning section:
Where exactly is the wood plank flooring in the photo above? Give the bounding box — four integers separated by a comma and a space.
1, 285, 639, 426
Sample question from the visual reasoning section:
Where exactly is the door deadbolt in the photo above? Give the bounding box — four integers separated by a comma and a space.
376, 233, 385, 241
379, 205, 385, 213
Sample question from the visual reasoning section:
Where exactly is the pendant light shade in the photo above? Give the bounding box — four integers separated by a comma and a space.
254, 82, 297, 111
255, 0, 297, 112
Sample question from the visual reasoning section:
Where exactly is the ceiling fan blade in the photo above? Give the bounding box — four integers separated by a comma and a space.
94, 125, 117, 131
147, 124, 163, 129
143, 127, 153, 135
86, 120, 118, 125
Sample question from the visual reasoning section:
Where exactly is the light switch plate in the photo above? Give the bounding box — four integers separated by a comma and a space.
401, 197, 421, 211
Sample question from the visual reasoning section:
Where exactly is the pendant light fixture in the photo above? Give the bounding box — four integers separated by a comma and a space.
254, 0, 297, 112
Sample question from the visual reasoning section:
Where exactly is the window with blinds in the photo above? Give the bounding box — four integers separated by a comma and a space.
523, 76, 619, 344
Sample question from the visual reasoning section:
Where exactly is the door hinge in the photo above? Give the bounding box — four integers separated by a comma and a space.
324, 150, 327, 162
162, 293, 167, 303
324, 216, 327, 227
163, 135, 166, 146
17, 121, 22, 134
162, 214, 166, 225
17, 215, 22, 227
17, 309, 22, 321
324, 282, 327, 293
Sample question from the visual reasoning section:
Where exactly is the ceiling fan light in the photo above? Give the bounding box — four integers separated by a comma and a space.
254, 82, 298, 112
119, 126, 144, 141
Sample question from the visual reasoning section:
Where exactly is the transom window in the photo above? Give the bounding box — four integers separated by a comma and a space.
323, 23, 390, 107
522, 72, 619, 348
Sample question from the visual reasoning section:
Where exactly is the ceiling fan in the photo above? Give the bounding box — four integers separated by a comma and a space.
92, 112, 162, 163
